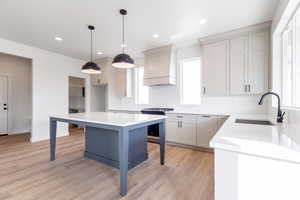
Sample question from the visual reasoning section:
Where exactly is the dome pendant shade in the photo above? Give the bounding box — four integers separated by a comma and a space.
81, 61, 101, 74
82, 25, 101, 74
112, 53, 134, 68
112, 9, 134, 69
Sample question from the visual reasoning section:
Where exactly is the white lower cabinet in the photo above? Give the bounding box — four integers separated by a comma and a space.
197, 116, 219, 148
166, 121, 178, 143
166, 114, 197, 146
166, 114, 223, 148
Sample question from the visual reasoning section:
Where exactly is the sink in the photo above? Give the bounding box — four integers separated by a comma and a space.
235, 119, 274, 126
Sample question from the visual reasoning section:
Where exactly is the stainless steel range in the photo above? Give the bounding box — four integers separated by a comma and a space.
141, 108, 174, 143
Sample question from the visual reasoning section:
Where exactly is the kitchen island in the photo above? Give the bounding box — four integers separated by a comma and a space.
49, 112, 166, 196
210, 114, 300, 200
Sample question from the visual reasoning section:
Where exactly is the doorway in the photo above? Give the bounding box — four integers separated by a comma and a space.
69, 76, 86, 135
0, 53, 32, 139
0, 75, 8, 135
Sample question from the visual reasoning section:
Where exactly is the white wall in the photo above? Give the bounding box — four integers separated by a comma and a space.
108, 44, 268, 115
0, 38, 91, 142
0, 53, 32, 134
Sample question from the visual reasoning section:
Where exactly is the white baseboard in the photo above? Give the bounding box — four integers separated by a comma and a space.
30, 131, 70, 143
8, 130, 31, 135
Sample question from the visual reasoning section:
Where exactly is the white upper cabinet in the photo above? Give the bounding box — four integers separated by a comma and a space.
247, 30, 269, 94
203, 41, 228, 96
92, 58, 110, 86
115, 68, 133, 97
229, 30, 269, 95
229, 36, 248, 95
200, 23, 270, 96
143, 45, 176, 86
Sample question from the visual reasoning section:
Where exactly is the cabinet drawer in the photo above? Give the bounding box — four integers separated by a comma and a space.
167, 113, 198, 122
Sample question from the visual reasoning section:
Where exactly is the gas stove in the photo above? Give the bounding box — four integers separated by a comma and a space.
141, 108, 174, 143
141, 108, 174, 115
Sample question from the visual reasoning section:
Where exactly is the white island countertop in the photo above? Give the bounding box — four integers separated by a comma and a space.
210, 114, 300, 163
51, 112, 166, 127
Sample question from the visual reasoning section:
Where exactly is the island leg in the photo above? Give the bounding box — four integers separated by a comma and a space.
159, 119, 166, 165
118, 128, 129, 196
50, 118, 57, 161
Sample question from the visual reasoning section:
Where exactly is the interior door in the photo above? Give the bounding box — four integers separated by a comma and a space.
0, 75, 8, 135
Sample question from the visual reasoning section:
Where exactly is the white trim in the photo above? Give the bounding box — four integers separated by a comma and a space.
0, 74, 8, 134
199, 21, 271, 45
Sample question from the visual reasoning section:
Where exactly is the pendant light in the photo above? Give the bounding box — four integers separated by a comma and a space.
112, 9, 135, 69
81, 25, 101, 74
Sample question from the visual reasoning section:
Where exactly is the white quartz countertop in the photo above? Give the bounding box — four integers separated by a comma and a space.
51, 112, 166, 127
210, 114, 300, 163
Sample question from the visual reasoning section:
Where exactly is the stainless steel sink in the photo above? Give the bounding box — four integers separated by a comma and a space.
235, 119, 274, 126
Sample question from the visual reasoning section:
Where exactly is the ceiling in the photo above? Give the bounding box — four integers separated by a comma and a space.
0, 0, 279, 60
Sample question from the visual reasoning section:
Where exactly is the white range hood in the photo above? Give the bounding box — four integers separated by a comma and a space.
143, 45, 176, 86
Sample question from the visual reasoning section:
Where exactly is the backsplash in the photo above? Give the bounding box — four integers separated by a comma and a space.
112, 90, 268, 115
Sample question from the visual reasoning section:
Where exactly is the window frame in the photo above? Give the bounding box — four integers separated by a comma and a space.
179, 57, 202, 105
134, 66, 150, 105
279, 6, 300, 109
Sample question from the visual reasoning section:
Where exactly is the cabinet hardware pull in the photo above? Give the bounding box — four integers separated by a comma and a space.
248, 84, 251, 92
180, 121, 182, 128
203, 87, 206, 94
202, 115, 210, 118
177, 116, 183, 118
244, 85, 247, 92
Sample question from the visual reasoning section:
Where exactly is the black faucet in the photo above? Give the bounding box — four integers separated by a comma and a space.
258, 92, 285, 123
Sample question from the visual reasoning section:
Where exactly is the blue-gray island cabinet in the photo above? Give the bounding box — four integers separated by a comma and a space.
49, 112, 166, 196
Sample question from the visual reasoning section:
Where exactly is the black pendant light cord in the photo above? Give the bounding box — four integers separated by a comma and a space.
90, 28, 93, 61
88, 25, 95, 62
122, 13, 125, 54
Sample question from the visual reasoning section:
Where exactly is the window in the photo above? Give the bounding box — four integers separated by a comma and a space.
135, 67, 149, 104
280, 6, 300, 108
180, 58, 201, 104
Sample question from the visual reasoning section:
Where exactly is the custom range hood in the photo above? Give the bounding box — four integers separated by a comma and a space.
143, 45, 176, 86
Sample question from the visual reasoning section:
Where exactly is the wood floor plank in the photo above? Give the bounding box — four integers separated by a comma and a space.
0, 130, 214, 200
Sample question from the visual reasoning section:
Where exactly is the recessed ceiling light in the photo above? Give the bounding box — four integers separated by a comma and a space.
199, 19, 207, 25
55, 36, 63, 41
97, 51, 103, 55
152, 34, 159, 38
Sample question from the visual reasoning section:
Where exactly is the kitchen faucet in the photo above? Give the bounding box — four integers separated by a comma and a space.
258, 92, 285, 123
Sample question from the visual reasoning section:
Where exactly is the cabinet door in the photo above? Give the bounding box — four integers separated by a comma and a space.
197, 116, 218, 148
166, 120, 178, 143
115, 69, 132, 97
100, 63, 108, 85
177, 121, 197, 146
248, 31, 268, 94
229, 36, 248, 95
203, 41, 228, 96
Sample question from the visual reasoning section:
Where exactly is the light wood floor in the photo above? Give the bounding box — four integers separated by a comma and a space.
0, 130, 214, 200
